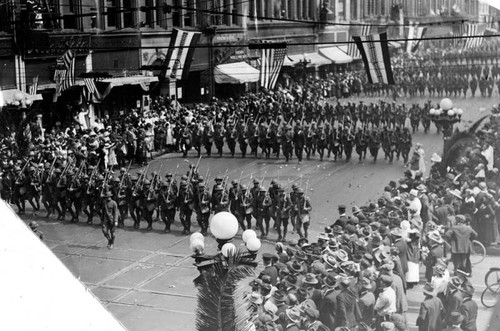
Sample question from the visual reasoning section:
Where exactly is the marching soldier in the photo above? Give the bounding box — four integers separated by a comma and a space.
197, 182, 211, 235
275, 184, 292, 242
293, 124, 305, 163
12, 165, 27, 214
368, 129, 381, 163
129, 175, 143, 229
27, 165, 41, 214
101, 190, 119, 249
66, 169, 82, 222
342, 127, 354, 162
226, 121, 237, 157
1, 165, 14, 205
142, 179, 157, 230
294, 188, 312, 239
237, 119, 249, 158
254, 186, 268, 238
178, 180, 194, 235
282, 125, 293, 162
354, 128, 368, 162
229, 179, 240, 220
238, 185, 253, 230
212, 183, 229, 214
159, 178, 177, 233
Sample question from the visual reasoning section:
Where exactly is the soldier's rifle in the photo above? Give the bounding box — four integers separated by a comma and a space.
56, 158, 74, 187
100, 165, 112, 197
69, 161, 85, 190
118, 160, 133, 192
86, 160, 100, 194
15, 158, 31, 183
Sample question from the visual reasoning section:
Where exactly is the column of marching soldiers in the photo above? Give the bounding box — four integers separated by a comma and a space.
178, 100, 423, 164
4, 157, 313, 243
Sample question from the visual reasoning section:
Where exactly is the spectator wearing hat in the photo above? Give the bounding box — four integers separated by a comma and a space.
333, 204, 349, 229
334, 276, 362, 329
380, 260, 408, 319
277, 306, 301, 331
416, 283, 444, 331
318, 273, 339, 331
260, 253, 279, 286
445, 215, 478, 274
303, 307, 328, 331
424, 231, 444, 282
444, 277, 464, 328
358, 276, 375, 326
374, 275, 396, 326
459, 284, 477, 331
433, 198, 454, 228
390, 228, 408, 281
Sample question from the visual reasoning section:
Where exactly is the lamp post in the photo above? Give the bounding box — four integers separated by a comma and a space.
190, 212, 261, 331
429, 98, 462, 146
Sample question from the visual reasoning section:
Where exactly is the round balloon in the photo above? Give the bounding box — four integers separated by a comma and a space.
447, 109, 455, 116
439, 98, 453, 111
242, 229, 257, 243
210, 211, 239, 240
190, 232, 204, 244
246, 237, 262, 252
456, 108, 463, 115
429, 108, 436, 115
14, 92, 24, 101
221, 243, 237, 257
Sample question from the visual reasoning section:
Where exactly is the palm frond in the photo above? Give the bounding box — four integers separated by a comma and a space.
442, 115, 491, 168
195, 251, 256, 331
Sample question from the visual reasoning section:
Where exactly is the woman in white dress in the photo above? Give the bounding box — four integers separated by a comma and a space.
405, 228, 421, 288
107, 142, 118, 170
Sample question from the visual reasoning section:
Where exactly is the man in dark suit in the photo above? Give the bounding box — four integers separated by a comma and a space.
444, 277, 463, 328
333, 204, 349, 229
334, 277, 362, 329
445, 215, 478, 274
259, 253, 278, 286
318, 273, 339, 330
416, 283, 444, 331
459, 284, 478, 331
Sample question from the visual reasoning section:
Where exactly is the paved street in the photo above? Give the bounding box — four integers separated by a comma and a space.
17, 96, 500, 330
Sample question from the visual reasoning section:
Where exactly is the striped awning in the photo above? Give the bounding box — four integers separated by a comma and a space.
0, 89, 43, 107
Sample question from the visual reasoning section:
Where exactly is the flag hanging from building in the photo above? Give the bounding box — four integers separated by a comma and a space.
406, 25, 427, 53
29, 75, 38, 95
353, 32, 395, 85
453, 21, 466, 47
83, 77, 102, 102
259, 42, 287, 90
347, 24, 372, 59
54, 50, 75, 97
464, 22, 487, 49
165, 28, 201, 81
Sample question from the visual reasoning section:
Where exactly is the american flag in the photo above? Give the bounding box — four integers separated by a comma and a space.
55, 50, 75, 97
464, 23, 487, 49
29, 75, 38, 95
348, 24, 371, 59
353, 32, 395, 85
259, 43, 287, 90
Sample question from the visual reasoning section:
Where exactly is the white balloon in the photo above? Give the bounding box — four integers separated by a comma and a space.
439, 98, 453, 111
242, 229, 257, 243
456, 108, 463, 115
221, 243, 237, 257
210, 211, 239, 240
447, 109, 455, 116
429, 108, 436, 115
246, 237, 261, 252
190, 232, 204, 244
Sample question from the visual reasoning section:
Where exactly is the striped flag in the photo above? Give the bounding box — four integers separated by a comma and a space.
353, 32, 395, 85
29, 75, 38, 95
348, 24, 371, 59
55, 50, 75, 97
83, 77, 101, 102
406, 25, 427, 53
259, 42, 287, 90
464, 23, 487, 49
165, 28, 201, 81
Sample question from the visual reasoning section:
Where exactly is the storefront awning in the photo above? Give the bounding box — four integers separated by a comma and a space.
283, 56, 295, 67
0, 89, 43, 107
214, 62, 260, 84
318, 47, 353, 64
98, 75, 159, 100
288, 52, 332, 67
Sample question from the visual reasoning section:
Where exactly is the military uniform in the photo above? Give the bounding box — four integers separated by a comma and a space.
101, 191, 119, 249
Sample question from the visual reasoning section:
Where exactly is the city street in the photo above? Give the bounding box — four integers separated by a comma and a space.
18, 95, 500, 330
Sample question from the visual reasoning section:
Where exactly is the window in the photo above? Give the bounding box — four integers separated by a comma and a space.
123, 0, 136, 28
107, 0, 118, 27
146, 0, 156, 27
172, 0, 182, 27
223, 0, 231, 25
184, 0, 195, 27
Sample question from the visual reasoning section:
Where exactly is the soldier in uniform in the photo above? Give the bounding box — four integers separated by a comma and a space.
214, 122, 225, 157
254, 186, 268, 238
229, 179, 240, 223
66, 169, 82, 222
1, 164, 13, 205
275, 184, 292, 242
197, 182, 211, 235
342, 127, 354, 162
115, 173, 129, 228
180, 126, 192, 158
142, 179, 156, 230
293, 124, 305, 163
368, 129, 381, 163
12, 165, 27, 214
226, 121, 237, 157
101, 190, 119, 249
294, 188, 312, 239
27, 165, 41, 214
159, 176, 177, 233
212, 183, 229, 214
237, 119, 249, 158
282, 125, 293, 162
354, 128, 368, 162
238, 185, 253, 230
178, 180, 194, 235
129, 175, 143, 229
400, 127, 413, 165
316, 123, 328, 162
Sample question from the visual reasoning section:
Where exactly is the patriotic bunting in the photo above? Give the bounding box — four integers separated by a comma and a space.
406, 25, 427, 53
348, 24, 372, 59
165, 28, 201, 81
464, 23, 487, 49
353, 32, 395, 85
54, 50, 75, 99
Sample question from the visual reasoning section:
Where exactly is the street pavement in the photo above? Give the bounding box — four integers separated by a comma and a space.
18, 96, 500, 330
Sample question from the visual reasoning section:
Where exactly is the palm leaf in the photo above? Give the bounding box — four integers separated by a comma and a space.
195, 251, 257, 331
442, 115, 491, 167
